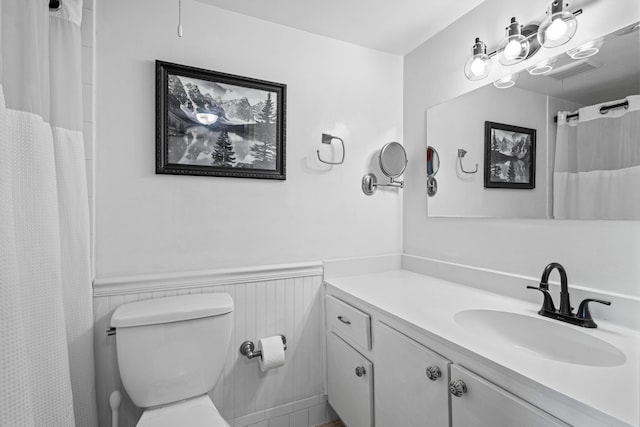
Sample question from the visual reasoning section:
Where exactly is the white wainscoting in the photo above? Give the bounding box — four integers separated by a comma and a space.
93, 263, 330, 427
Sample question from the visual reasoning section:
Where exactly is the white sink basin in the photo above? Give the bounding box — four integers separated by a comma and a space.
454, 309, 626, 367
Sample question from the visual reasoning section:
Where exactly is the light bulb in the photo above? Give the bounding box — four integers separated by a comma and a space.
567, 40, 603, 59
537, 2, 578, 48
469, 57, 486, 76
527, 58, 556, 75
504, 39, 522, 59
545, 18, 568, 41
497, 17, 529, 66
464, 38, 492, 81
493, 74, 519, 89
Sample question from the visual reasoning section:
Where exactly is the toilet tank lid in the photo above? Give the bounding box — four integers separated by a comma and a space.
111, 293, 234, 328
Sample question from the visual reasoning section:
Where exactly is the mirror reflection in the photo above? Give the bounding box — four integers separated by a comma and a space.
426, 146, 440, 177
427, 22, 640, 219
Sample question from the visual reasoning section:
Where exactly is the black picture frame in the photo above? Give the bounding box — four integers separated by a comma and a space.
156, 61, 286, 180
484, 121, 536, 189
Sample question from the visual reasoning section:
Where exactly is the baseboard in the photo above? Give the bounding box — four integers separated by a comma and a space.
230, 394, 335, 427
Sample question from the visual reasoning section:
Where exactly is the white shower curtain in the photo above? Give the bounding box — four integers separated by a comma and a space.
553, 95, 640, 220
0, 1, 98, 426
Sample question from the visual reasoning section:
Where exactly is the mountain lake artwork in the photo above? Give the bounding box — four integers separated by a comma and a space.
484, 121, 536, 189
156, 61, 286, 179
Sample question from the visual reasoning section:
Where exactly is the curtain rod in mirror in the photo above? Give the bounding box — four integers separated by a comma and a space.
554, 99, 631, 123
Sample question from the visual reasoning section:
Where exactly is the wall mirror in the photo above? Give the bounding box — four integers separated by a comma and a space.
426, 22, 639, 219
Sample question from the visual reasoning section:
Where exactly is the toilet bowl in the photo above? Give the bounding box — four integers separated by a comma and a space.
110, 293, 234, 426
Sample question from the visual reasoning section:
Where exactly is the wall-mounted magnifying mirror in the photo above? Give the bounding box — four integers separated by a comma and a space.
362, 142, 407, 196
380, 142, 408, 177
426, 146, 440, 197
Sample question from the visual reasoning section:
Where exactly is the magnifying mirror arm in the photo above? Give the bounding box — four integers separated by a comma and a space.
378, 177, 404, 188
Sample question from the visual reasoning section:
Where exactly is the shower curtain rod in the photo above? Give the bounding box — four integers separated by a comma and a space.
554, 99, 630, 123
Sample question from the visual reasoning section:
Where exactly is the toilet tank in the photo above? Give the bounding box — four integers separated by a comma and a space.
111, 293, 234, 408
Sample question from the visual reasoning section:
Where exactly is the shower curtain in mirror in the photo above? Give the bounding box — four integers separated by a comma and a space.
0, 1, 98, 426
553, 95, 640, 220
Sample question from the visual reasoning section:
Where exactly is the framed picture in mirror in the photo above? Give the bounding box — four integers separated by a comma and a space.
484, 121, 536, 189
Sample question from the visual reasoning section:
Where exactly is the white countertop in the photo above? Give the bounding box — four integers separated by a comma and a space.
325, 270, 640, 427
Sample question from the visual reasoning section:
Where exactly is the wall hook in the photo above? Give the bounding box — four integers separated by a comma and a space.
457, 149, 478, 174
317, 133, 345, 165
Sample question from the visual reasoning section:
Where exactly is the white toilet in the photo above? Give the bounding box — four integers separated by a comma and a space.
110, 293, 234, 427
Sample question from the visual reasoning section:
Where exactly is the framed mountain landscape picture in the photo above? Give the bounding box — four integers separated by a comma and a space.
484, 121, 536, 189
156, 61, 286, 179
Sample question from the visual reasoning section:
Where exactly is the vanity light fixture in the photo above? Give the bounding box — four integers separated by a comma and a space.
493, 73, 519, 89
527, 58, 556, 75
538, 1, 578, 48
463, 5, 582, 82
567, 39, 603, 59
497, 17, 530, 66
464, 38, 493, 80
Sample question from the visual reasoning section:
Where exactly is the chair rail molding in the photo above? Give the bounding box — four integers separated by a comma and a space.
93, 261, 324, 296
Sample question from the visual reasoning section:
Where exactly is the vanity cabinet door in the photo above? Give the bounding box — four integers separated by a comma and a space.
374, 322, 451, 427
450, 365, 570, 427
327, 332, 373, 427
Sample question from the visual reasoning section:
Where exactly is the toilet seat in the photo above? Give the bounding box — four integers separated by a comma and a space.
137, 395, 229, 427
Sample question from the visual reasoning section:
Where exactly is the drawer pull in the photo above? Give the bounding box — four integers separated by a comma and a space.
355, 366, 366, 377
425, 366, 441, 381
337, 316, 351, 325
449, 380, 467, 397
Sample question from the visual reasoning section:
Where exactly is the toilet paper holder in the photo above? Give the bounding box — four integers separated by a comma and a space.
240, 335, 287, 360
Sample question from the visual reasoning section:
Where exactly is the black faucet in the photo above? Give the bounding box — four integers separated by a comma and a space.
527, 262, 611, 328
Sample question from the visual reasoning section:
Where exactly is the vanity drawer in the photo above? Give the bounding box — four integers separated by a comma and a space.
326, 295, 371, 350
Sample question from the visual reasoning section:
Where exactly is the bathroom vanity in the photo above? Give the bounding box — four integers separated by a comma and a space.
324, 270, 639, 427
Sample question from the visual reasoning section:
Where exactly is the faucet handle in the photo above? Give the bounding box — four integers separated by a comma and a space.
576, 299, 611, 328
526, 285, 556, 313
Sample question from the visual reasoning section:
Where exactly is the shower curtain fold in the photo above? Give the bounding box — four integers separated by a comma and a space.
553, 95, 640, 220
0, 1, 98, 426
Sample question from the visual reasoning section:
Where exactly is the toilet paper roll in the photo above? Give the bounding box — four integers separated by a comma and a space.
258, 336, 285, 372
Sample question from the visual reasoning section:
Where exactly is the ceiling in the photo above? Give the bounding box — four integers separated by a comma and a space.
193, 0, 485, 55
516, 22, 640, 106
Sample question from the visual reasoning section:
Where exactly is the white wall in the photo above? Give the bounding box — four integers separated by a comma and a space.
427, 85, 548, 218
94, 0, 403, 279
403, 0, 640, 297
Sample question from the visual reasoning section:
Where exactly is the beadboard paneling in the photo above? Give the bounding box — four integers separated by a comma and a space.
93, 266, 326, 427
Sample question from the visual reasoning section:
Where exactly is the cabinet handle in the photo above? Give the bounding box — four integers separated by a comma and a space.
337, 316, 351, 325
355, 366, 366, 377
449, 380, 467, 397
425, 366, 441, 381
